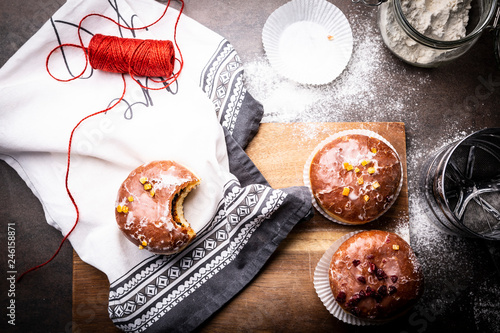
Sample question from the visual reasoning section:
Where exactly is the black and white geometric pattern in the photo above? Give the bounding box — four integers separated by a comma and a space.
108, 179, 287, 332
199, 40, 246, 136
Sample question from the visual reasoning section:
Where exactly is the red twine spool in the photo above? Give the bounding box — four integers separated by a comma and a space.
88, 34, 176, 78
18, 0, 184, 282
45, 0, 184, 87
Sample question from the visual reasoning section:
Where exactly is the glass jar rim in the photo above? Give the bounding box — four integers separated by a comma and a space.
393, 0, 499, 50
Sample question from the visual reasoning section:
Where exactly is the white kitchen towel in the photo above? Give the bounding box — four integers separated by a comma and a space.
0, 0, 312, 331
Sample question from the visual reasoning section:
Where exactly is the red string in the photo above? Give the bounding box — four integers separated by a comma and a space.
17, 75, 127, 282
18, 0, 184, 282
46, 0, 184, 89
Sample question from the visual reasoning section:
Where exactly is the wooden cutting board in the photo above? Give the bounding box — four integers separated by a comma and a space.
72, 122, 408, 332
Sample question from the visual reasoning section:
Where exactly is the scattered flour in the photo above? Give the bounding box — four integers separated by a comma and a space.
244, 10, 430, 124
472, 278, 500, 332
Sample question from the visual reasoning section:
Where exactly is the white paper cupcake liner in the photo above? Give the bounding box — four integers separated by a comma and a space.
313, 231, 382, 325
303, 129, 404, 225
262, 0, 353, 85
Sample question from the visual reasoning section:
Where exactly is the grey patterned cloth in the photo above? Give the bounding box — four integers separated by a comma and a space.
199, 40, 264, 149
0, 0, 313, 331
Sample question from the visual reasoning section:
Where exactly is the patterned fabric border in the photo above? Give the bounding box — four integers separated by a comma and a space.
199, 40, 245, 136
108, 179, 287, 332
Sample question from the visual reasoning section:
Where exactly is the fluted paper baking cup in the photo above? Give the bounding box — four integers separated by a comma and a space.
313, 231, 382, 325
303, 129, 404, 225
262, 0, 353, 85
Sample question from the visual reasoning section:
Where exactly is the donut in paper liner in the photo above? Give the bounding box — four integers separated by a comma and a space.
313, 231, 384, 325
303, 129, 403, 225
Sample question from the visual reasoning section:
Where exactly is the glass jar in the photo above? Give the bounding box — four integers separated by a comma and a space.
377, 0, 499, 67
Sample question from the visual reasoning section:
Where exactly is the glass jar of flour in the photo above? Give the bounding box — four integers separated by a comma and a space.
376, 0, 499, 67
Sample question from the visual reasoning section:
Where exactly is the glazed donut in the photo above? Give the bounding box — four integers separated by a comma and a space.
329, 230, 424, 321
309, 133, 402, 224
115, 160, 201, 255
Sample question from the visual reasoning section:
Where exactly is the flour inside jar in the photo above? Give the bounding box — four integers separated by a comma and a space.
379, 0, 473, 65
402, 0, 472, 41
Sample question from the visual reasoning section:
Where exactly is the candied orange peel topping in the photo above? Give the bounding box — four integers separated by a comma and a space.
342, 187, 350, 196
343, 162, 353, 171
372, 181, 380, 189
